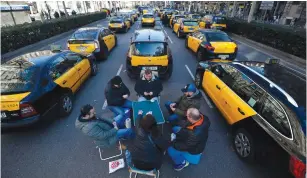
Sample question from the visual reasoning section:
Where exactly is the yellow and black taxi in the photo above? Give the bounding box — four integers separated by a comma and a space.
126, 29, 173, 79
194, 59, 306, 178
108, 16, 131, 33
141, 13, 155, 27
67, 27, 117, 61
125, 13, 135, 25
0, 49, 98, 128
199, 15, 227, 30
131, 10, 138, 21
162, 10, 173, 20
185, 29, 237, 61
188, 14, 202, 22
169, 14, 186, 28
173, 18, 199, 38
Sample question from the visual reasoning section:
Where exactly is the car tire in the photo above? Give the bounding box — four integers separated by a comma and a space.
114, 36, 118, 47
102, 46, 109, 60
58, 92, 73, 117
177, 31, 181, 38
127, 71, 136, 79
197, 49, 204, 61
185, 39, 189, 49
91, 61, 98, 76
194, 71, 203, 89
233, 128, 256, 163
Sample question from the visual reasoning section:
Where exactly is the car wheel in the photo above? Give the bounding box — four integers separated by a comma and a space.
59, 92, 73, 117
91, 61, 98, 76
185, 39, 189, 49
194, 71, 203, 89
197, 49, 204, 61
233, 128, 256, 163
102, 46, 109, 60
114, 37, 118, 47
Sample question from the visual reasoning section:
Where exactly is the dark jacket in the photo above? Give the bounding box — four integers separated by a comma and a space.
105, 80, 130, 106
134, 75, 163, 100
173, 114, 211, 155
129, 114, 169, 170
75, 116, 118, 148
174, 90, 202, 117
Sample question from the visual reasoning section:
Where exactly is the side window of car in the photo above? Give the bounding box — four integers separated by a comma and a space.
192, 31, 200, 38
105, 29, 113, 35
65, 53, 83, 64
49, 56, 70, 80
103, 29, 111, 36
260, 95, 292, 138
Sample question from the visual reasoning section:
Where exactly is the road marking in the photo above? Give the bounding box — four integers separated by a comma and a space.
236, 39, 306, 77
102, 64, 123, 110
163, 29, 173, 44
185, 65, 214, 108
116, 64, 123, 76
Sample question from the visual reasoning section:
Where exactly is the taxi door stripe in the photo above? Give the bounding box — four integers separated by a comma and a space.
70, 66, 90, 89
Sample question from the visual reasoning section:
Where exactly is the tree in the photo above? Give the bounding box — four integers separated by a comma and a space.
62, 1, 69, 17
44, 1, 52, 19
54, 11, 60, 18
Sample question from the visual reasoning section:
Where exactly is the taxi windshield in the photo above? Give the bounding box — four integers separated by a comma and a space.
183, 21, 198, 26
207, 32, 231, 42
72, 30, 98, 40
143, 14, 154, 18
110, 19, 123, 23
1, 59, 39, 94
132, 42, 166, 57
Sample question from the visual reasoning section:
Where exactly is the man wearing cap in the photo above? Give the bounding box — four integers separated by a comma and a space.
165, 83, 202, 122
105, 76, 132, 117
75, 104, 134, 148
134, 69, 163, 102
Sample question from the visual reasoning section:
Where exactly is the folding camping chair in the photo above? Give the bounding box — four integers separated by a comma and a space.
96, 140, 123, 161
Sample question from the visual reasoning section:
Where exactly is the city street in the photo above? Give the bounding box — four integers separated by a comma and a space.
1, 16, 302, 178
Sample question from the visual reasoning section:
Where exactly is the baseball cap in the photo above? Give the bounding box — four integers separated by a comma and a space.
111, 76, 122, 85
181, 84, 196, 93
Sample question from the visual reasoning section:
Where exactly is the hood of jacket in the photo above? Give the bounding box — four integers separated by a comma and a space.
187, 89, 202, 100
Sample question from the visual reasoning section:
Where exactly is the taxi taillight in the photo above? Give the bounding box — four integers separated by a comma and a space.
67, 43, 70, 50
205, 44, 215, 51
20, 103, 37, 118
94, 41, 100, 49
289, 156, 306, 178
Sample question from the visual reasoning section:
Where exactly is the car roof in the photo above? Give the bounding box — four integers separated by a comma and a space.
143, 13, 154, 15
133, 29, 166, 43
75, 27, 103, 33
199, 29, 226, 34
5, 50, 67, 67
181, 18, 198, 22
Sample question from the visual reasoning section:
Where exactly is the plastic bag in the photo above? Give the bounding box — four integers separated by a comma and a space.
109, 158, 125, 174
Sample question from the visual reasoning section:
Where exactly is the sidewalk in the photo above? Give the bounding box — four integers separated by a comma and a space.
228, 33, 306, 74
1, 15, 113, 63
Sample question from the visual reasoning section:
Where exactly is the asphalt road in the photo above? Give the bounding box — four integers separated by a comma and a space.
2, 16, 296, 178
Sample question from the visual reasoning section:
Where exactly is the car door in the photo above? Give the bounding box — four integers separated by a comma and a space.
49, 55, 80, 94
64, 53, 91, 85
100, 30, 112, 52
217, 64, 257, 124
173, 19, 180, 33
189, 32, 201, 52
104, 29, 115, 49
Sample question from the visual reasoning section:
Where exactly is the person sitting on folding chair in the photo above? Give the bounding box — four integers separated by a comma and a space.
134, 69, 163, 102
127, 110, 169, 171
75, 104, 134, 148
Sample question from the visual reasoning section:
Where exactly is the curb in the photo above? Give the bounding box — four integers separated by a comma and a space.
228, 33, 306, 66
1, 18, 109, 63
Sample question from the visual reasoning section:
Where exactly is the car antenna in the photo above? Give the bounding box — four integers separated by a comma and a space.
148, 31, 151, 41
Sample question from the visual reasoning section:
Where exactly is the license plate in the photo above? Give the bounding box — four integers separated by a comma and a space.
77, 46, 87, 52
189, 28, 194, 30
218, 55, 229, 59
142, 67, 158, 70
1, 112, 7, 119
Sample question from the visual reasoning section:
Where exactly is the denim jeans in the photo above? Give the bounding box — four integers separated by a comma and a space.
165, 101, 179, 121
138, 96, 159, 102
116, 128, 134, 140
113, 114, 127, 129
108, 100, 132, 117
168, 146, 202, 165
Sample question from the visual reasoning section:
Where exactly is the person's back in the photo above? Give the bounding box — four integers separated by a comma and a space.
129, 112, 168, 170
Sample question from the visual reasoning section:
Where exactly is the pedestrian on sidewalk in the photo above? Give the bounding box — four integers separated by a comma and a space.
105, 76, 132, 117
167, 108, 210, 171
134, 69, 163, 102
75, 104, 134, 148
165, 84, 201, 122
127, 110, 168, 170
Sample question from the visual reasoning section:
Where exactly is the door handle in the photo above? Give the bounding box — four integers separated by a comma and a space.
216, 85, 221, 90
78, 68, 81, 71
62, 80, 67, 84
237, 108, 245, 115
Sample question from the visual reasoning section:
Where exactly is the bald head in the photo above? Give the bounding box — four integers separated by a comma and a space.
187, 108, 201, 123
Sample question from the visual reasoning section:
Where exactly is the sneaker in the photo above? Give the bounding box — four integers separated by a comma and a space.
174, 160, 189, 171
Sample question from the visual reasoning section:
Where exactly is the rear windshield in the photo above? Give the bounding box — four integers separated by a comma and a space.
183, 21, 198, 26
72, 30, 98, 40
175, 16, 185, 19
1, 59, 39, 94
207, 32, 231, 42
213, 16, 226, 24
192, 15, 201, 19
131, 42, 167, 57
110, 19, 123, 23
143, 14, 154, 18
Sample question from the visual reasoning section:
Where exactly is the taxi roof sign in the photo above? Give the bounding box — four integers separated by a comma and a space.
50, 45, 62, 52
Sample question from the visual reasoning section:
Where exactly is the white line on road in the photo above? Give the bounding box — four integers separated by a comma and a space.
116, 64, 123, 76
163, 29, 173, 44
102, 64, 123, 110
236, 39, 306, 77
185, 65, 214, 108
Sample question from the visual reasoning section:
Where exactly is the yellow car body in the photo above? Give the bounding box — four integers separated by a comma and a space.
108, 17, 130, 33
173, 18, 199, 38
68, 27, 116, 60
142, 13, 155, 26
